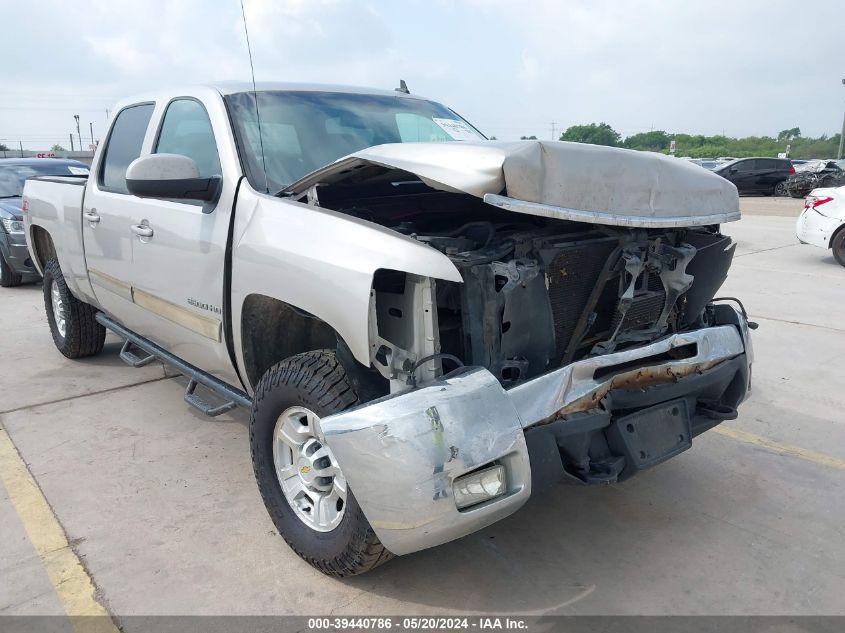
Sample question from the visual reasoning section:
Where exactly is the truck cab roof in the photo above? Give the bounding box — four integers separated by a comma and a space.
114, 81, 434, 111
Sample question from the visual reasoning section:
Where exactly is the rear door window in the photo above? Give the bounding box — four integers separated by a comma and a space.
155, 99, 221, 178
99, 104, 155, 194
734, 160, 757, 172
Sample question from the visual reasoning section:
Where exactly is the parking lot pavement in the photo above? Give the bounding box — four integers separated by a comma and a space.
739, 195, 805, 218
1, 199, 844, 623
0, 478, 65, 617
0, 285, 167, 415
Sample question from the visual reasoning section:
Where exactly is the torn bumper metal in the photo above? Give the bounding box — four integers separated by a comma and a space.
506, 322, 748, 425
321, 368, 532, 556
321, 313, 751, 557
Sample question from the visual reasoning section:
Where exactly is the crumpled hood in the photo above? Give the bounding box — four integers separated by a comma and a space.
0, 197, 23, 220
287, 140, 740, 228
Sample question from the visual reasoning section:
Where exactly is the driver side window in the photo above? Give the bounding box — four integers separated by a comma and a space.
155, 99, 221, 178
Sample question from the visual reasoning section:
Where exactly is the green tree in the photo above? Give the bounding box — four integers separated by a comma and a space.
559, 122, 620, 147
623, 130, 670, 151
51, 144, 66, 151
642, 132, 838, 159
520, 135, 538, 140
777, 127, 801, 141
0, 143, 9, 151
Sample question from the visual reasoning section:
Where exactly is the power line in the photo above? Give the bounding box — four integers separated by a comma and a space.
0, 106, 115, 112
1, 90, 116, 97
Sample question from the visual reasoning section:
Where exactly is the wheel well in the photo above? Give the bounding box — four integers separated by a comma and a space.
240, 294, 342, 390
29, 225, 56, 272
829, 223, 845, 249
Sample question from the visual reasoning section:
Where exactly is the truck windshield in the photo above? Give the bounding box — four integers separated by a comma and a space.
0, 163, 89, 198
224, 90, 485, 193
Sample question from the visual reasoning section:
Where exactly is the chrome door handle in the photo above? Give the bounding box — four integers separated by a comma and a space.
83, 210, 100, 223
130, 224, 154, 238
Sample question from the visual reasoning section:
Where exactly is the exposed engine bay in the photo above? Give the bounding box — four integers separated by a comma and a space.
295, 177, 736, 390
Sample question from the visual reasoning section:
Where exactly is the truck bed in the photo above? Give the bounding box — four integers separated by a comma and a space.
23, 176, 97, 304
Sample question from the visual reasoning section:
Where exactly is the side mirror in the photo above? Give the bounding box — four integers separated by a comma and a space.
126, 154, 221, 202
729, 167, 738, 173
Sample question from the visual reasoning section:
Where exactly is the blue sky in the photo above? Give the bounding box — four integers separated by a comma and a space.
2, 0, 843, 149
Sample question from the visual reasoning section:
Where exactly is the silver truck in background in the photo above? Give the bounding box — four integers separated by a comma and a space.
22, 83, 754, 576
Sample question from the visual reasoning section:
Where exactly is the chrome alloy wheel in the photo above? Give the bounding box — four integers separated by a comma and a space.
50, 280, 67, 338
272, 406, 347, 532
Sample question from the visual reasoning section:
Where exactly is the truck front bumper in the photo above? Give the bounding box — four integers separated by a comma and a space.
0, 229, 39, 277
321, 307, 752, 556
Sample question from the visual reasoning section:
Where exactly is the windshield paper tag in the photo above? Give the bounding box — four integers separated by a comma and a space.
432, 118, 480, 141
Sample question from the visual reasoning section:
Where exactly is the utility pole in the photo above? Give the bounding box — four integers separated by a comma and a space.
89, 122, 94, 149
551, 121, 557, 141
838, 78, 845, 160
70, 134, 75, 152
19, 141, 24, 158
839, 113, 845, 160
73, 114, 82, 155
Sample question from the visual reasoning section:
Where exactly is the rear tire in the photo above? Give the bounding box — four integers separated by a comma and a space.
0, 251, 22, 287
832, 228, 845, 268
774, 181, 787, 197
42, 258, 106, 358
249, 350, 393, 577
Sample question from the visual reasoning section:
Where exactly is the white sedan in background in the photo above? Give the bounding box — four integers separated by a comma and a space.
796, 185, 845, 267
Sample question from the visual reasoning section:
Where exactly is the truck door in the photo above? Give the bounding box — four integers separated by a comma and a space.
123, 97, 240, 387
83, 103, 156, 320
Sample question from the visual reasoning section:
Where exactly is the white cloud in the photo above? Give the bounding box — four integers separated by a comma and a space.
518, 50, 541, 83
2, 0, 843, 148
83, 34, 148, 76
458, 0, 845, 137
79, 0, 247, 81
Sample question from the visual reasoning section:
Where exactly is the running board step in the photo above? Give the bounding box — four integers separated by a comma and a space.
95, 312, 253, 412
184, 379, 237, 417
119, 340, 157, 367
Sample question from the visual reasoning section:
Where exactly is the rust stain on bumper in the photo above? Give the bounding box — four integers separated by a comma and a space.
554, 359, 724, 418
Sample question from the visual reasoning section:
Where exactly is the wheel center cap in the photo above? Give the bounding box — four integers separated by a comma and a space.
298, 457, 316, 483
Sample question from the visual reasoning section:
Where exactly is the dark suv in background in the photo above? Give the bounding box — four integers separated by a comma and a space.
714, 157, 794, 195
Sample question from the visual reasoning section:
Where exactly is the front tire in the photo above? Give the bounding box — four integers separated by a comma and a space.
774, 181, 787, 197
249, 350, 392, 577
0, 251, 22, 287
832, 228, 845, 268
42, 258, 106, 358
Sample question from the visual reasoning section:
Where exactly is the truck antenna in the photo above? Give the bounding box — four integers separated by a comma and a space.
240, 0, 269, 193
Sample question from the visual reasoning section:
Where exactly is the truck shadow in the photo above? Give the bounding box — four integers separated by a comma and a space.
144, 369, 742, 614
87, 349, 751, 614
335, 457, 725, 614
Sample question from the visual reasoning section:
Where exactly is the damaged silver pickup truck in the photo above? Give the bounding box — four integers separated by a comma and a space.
22, 83, 753, 577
